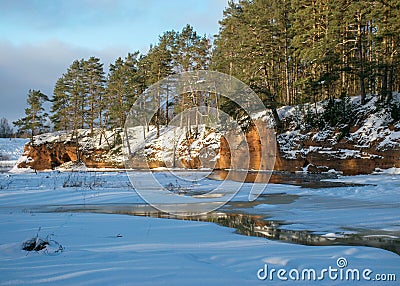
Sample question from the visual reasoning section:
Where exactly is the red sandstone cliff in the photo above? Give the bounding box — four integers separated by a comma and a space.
16, 95, 400, 175
16, 129, 123, 170
17, 124, 399, 175
216, 124, 400, 175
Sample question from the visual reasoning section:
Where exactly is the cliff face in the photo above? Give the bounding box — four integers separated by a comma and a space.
259, 135, 398, 175
215, 124, 399, 175
17, 126, 399, 174
16, 95, 400, 174
201, 94, 400, 174
17, 143, 121, 170
18, 134, 399, 175
269, 94, 400, 175
16, 130, 123, 170
215, 123, 276, 171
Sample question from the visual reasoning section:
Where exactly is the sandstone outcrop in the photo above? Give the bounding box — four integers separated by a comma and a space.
17, 130, 123, 170
16, 95, 400, 175
17, 125, 399, 175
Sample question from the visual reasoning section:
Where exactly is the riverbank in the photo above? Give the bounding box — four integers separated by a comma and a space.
13, 94, 400, 175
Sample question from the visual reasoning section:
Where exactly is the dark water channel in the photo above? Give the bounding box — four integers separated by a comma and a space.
27, 169, 399, 255
207, 169, 370, 188
35, 201, 400, 256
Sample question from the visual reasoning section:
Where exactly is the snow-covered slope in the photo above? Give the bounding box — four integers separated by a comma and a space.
0, 138, 29, 172
266, 94, 400, 174
124, 125, 221, 169
0, 138, 28, 160
273, 94, 400, 159
14, 125, 221, 171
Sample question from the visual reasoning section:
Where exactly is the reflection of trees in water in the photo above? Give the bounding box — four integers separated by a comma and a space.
43, 204, 400, 255
206, 213, 400, 255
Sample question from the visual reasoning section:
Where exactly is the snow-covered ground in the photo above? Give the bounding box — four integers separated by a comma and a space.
0, 138, 28, 161
0, 170, 398, 285
0, 138, 28, 173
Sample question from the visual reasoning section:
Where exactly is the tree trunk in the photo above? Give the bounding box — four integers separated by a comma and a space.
386, 37, 395, 103
387, 66, 393, 103
382, 64, 388, 101
357, 16, 366, 104
156, 67, 161, 138
124, 127, 132, 156
166, 80, 169, 125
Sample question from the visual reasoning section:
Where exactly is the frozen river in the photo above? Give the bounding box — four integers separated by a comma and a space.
0, 170, 399, 285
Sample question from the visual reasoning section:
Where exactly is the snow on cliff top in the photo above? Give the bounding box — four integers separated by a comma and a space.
124, 124, 221, 164
32, 129, 119, 150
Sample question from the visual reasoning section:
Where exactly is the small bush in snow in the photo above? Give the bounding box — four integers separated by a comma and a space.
22, 228, 64, 254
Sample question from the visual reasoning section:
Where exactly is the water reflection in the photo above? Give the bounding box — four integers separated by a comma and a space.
36, 203, 399, 255
212, 213, 400, 255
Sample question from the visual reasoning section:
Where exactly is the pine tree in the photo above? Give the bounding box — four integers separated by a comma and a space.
170, 24, 211, 130
212, 0, 400, 116
374, 0, 400, 103
45, 2, 399, 136
173, 24, 210, 73
139, 34, 174, 136
82, 57, 105, 135
14, 90, 49, 141
346, 0, 373, 104
51, 57, 106, 134
105, 53, 140, 129
51, 75, 72, 131
62, 60, 86, 134
211, 0, 284, 127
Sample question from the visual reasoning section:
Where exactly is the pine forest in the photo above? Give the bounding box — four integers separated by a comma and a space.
14, 0, 400, 137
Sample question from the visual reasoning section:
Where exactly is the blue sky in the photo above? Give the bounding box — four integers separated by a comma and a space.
0, 0, 229, 125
